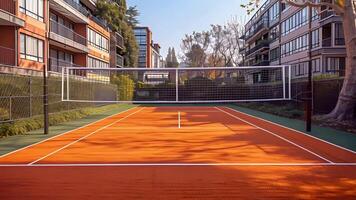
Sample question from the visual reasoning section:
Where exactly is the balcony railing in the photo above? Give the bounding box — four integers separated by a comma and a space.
0, 0, 15, 14
250, 59, 269, 66
116, 54, 124, 67
320, 9, 335, 20
90, 15, 107, 29
50, 20, 87, 46
245, 20, 269, 40
246, 40, 270, 56
63, 0, 89, 17
116, 32, 124, 48
322, 38, 332, 47
0, 45, 15, 66
49, 57, 83, 73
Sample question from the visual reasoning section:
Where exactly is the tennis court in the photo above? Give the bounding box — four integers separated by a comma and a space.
0, 105, 355, 199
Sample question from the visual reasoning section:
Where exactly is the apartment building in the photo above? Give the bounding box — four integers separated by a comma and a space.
0, 0, 124, 74
241, 0, 346, 79
134, 26, 163, 68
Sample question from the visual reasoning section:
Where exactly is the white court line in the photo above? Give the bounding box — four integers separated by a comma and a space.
179, 111, 221, 113
0, 163, 355, 167
0, 106, 138, 159
215, 107, 334, 164
225, 106, 356, 154
178, 111, 181, 128
28, 108, 145, 165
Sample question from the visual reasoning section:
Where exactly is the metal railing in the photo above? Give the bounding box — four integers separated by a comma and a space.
322, 38, 332, 47
116, 32, 124, 48
0, 45, 15, 66
246, 40, 270, 56
63, 0, 89, 17
90, 15, 107, 29
116, 54, 124, 67
245, 20, 269, 40
49, 57, 83, 73
0, 0, 15, 14
320, 9, 335, 20
50, 20, 87, 46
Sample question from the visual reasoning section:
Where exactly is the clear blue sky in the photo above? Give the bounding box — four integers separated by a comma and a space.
127, 0, 248, 59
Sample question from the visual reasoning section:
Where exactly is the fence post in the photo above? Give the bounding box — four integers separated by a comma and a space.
9, 96, 12, 121
43, 65, 49, 135
29, 77, 32, 117
175, 68, 179, 102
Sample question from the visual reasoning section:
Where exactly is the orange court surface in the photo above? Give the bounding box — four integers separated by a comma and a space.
0, 106, 355, 199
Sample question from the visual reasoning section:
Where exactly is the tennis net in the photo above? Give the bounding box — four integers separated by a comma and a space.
61, 66, 291, 103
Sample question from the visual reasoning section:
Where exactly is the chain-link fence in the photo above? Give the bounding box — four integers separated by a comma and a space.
0, 65, 117, 123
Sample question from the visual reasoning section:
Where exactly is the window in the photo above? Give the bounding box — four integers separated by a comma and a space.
136, 35, 147, 44
312, 29, 320, 48
88, 28, 109, 52
88, 57, 109, 69
50, 12, 74, 30
281, 8, 308, 36
269, 2, 279, 23
335, 23, 345, 45
312, 58, 321, 72
20, 34, 44, 62
326, 57, 345, 72
270, 47, 280, 62
270, 26, 279, 41
312, 8, 319, 21
292, 62, 309, 77
281, 34, 309, 57
19, 0, 44, 22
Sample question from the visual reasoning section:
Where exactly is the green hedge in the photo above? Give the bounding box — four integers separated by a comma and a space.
0, 104, 124, 138
111, 74, 135, 101
237, 102, 304, 119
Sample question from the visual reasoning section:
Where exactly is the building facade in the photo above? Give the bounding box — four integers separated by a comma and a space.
241, 0, 346, 79
0, 0, 124, 74
134, 26, 162, 68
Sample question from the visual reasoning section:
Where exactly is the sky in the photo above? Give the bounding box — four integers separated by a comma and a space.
127, 0, 248, 59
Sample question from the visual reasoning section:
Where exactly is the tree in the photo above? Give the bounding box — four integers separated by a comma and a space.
170, 48, 179, 67
96, 0, 139, 67
181, 31, 211, 67
126, 6, 140, 27
165, 47, 172, 67
244, 0, 356, 120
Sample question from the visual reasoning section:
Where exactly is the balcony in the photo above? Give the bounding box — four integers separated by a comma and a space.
49, 20, 89, 52
245, 20, 269, 41
320, 9, 335, 20
246, 40, 270, 56
90, 15, 108, 29
0, 0, 15, 14
116, 54, 124, 67
322, 38, 332, 47
0, 0, 25, 26
0, 45, 15, 66
250, 59, 269, 66
49, 57, 83, 73
116, 32, 124, 49
50, 0, 89, 24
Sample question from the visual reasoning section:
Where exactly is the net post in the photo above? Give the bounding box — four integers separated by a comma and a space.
175, 68, 179, 102
282, 66, 286, 99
